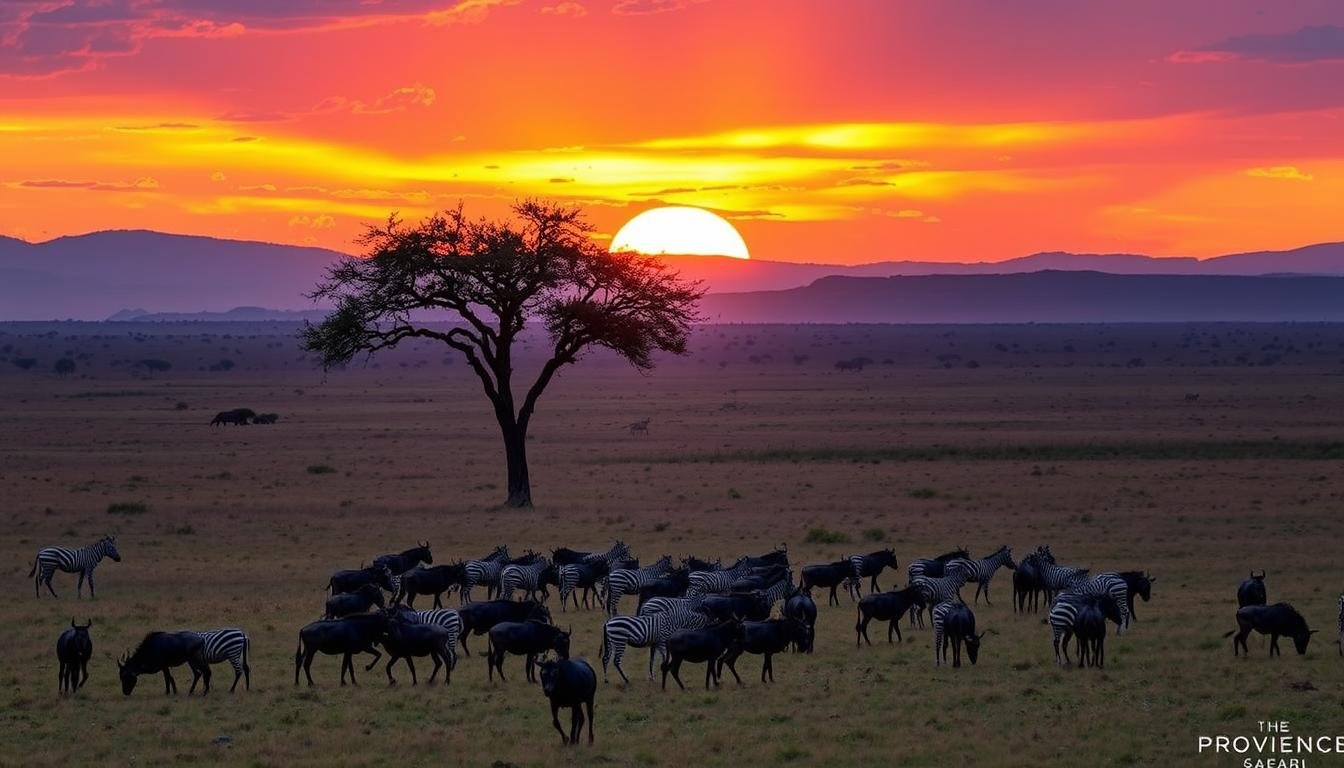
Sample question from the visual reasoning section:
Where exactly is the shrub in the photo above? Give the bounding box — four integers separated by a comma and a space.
12, 357, 37, 370
307, 464, 337, 475
107, 502, 148, 515
907, 488, 938, 499
804, 527, 850, 544
861, 527, 887, 542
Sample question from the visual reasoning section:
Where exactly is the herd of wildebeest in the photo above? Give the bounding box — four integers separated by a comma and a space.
29, 535, 1344, 745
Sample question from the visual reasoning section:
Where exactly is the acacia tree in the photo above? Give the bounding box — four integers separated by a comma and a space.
302, 200, 703, 507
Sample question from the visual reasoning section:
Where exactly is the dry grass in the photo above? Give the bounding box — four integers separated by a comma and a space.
2, 323, 1344, 766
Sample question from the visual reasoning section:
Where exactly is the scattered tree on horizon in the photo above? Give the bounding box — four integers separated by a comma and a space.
301, 200, 703, 507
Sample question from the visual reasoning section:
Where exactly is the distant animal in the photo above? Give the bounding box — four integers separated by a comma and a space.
628, 418, 650, 435
209, 408, 254, 426
856, 585, 926, 646
539, 657, 597, 745
947, 545, 1016, 605
1225, 603, 1317, 657
56, 619, 93, 693
399, 563, 466, 608
661, 620, 740, 690
325, 583, 386, 619
1237, 571, 1267, 608
800, 560, 860, 606
782, 590, 817, 652
30, 535, 122, 599
721, 619, 811, 684
848, 549, 900, 594
486, 621, 571, 683
251, 413, 279, 424
189, 628, 251, 692
326, 564, 393, 595
456, 599, 551, 657
117, 631, 208, 695
1184, 393, 1200, 402
373, 542, 433, 576
377, 613, 454, 685
1047, 593, 1124, 666
294, 613, 389, 686
932, 602, 986, 668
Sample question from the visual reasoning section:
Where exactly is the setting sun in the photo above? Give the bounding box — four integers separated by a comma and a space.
610, 206, 750, 260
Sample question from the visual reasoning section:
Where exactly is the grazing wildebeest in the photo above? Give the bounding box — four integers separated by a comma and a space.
539, 657, 597, 745
856, 585, 926, 646
325, 583, 386, 619
933, 602, 986, 668
209, 408, 253, 426
487, 621, 571, 682
698, 591, 771, 623
1237, 571, 1267, 608
1074, 601, 1108, 668
373, 542, 433, 576
457, 600, 551, 657
57, 619, 93, 693
377, 614, 454, 685
30, 535, 122, 599
327, 564, 393, 595
399, 563, 466, 608
117, 631, 208, 695
800, 561, 860, 606
782, 590, 817, 652
1225, 603, 1317, 657
721, 619, 811, 684
849, 549, 900, 594
294, 613, 389, 686
661, 620, 740, 690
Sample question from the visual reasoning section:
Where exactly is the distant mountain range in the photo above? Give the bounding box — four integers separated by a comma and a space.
2, 229, 1344, 321
699, 272, 1344, 323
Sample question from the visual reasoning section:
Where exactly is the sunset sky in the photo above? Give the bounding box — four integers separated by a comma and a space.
2, 0, 1343, 263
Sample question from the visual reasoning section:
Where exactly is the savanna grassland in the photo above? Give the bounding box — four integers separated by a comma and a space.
3, 322, 1344, 768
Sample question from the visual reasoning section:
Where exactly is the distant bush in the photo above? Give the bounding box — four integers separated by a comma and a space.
907, 488, 938, 499
12, 357, 37, 370
174, 401, 189, 410
107, 501, 148, 515
209, 359, 235, 372
307, 464, 337, 475
861, 527, 887, 542
804, 527, 851, 544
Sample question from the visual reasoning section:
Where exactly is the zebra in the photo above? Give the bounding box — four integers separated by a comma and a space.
848, 549, 899, 595
603, 556, 673, 615
907, 547, 969, 583
1061, 573, 1132, 634
911, 569, 970, 626
948, 546, 1016, 605
685, 557, 755, 598
392, 606, 462, 670
459, 547, 513, 603
1036, 561, 1089, 599
30, 536, 122, 598
1047, 593, 1122, 665
600, 607, 711, 683
931, 601, 956, 666
190, 628, 251, 692
500, 559, 555, 602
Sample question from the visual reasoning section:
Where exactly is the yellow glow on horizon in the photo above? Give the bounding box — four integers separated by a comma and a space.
610, 207, 750, 259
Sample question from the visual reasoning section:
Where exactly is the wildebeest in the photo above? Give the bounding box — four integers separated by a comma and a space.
782, 590, 817, 652
800, 561, 859, 606
209, 408, 254, 426
1225, 603, 1317, 657
1048, 593, 1124, 666
325, 583, 385, 619
1237, 571, 1267, 608
294, 613, 389, 686
721, 619, 811, 684
539, 657, 597, 745
487, 621, 571, 682
327, 564, 393, 595
1074, 601, 1108, 668
662, 620, 739, 690
399, 563, 466, 608
1013, 556, 1042, 614
373, 542, 433, 576
57, 619, 93, 693
856, 585, 926, 646
635, 567, 690, 609
251, 413, 279, 424
698, 591, 771, 622
117, 631, 208, 695
934, 602, 986, 668
457, 599, 551, 656
377, 614, 454, 685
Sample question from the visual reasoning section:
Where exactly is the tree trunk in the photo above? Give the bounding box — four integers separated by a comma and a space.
501, 422, 532, 508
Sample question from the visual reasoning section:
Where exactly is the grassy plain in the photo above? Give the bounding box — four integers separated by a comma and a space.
2, 322, 1344, 767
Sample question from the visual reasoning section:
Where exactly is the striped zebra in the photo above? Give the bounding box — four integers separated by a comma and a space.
500, 560, 555, 602
907, 548, 969, 583
391, 606, 462, 670
29, 536, 122, 598
686, 558, 754, 598
1037, 561, 1089, 598
848, 549, 899, 595
1047, 593, 1122, 665
460, 547, 513, 603
1061, 573, 1132, 633
600, 607, 711, 683
190, 628, 251, 692
948, 546, 1015, 605
604, 555, 673, 615
910, 569, 970, 626
931, 601, 957, 666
